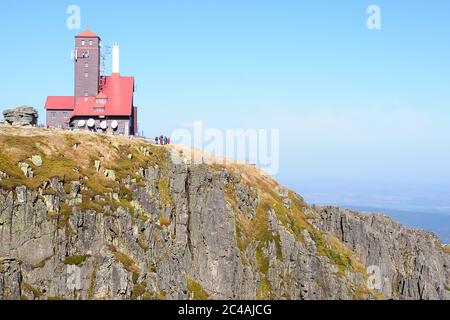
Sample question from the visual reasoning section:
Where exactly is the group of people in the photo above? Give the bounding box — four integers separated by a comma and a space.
155, 135, 171, 145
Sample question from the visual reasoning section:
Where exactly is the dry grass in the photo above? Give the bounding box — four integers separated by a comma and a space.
111, 249, 140, 274
0, 126, 159, 180
22, 282, 43, 299
159, 216, 171, 226
0, 127, 170, 216
63, 255, 88, 266
187, 277, 209, 300
437, 242, 450, 255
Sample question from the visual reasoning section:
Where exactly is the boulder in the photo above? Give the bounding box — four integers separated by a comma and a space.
31, 155, 43, 167
2, 106, 38, 126
104, 169, 116, 181
94, 160, 101, 173
18, 162, 34, 178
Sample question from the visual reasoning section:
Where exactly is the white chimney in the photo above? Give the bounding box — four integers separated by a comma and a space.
112, 44, 120, 74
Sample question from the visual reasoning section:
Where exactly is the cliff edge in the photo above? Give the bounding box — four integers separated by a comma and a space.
0, 126, 449, 300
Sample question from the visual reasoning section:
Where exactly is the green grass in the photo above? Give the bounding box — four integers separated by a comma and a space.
156, 291, 167, 300
112, 250, 140, 274
131, 283, 147, 300
63, 255, 88, 266
187, 278, 209, 300
138, 231, 150, 251
159, 216, 171, 227
32, 255, 53, 270
56, 204, 76, 236
255, 248, 273, 300
143, 291, 155, 300
256, 277, 272, 300
157, 177, 173, 206
87, 259, 98, 300
255, 248, 270, 275
234, 201, 283, 263
309, 229, 351, 275
22, 282, 43, 299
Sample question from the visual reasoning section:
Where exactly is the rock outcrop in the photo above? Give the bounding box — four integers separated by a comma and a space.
0, 127, 448, 300
311, 206, 450, 300
2, 106, 38, 126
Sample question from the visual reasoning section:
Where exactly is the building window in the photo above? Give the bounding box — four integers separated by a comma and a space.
63, 112, 69, 118
51, 112, 57, 119
85, 72, 89, 78
81, 40, 85, 46
89, 40, 93, 46
85, 62, 89, 68
84, 91, 89, 97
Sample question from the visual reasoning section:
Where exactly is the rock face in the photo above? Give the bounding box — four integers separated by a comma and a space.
2, 106, 38, 126
311, 206, 450, 300
0, 128, 448, 300
0, 258, 22, 300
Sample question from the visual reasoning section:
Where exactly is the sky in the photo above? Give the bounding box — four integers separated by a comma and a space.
1, 0, 450, 212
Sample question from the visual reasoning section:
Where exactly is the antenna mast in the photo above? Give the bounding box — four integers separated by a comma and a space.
100, 45, 112, 91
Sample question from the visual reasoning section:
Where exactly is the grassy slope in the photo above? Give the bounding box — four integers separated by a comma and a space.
0, 126, 170, 214
0, 126, 375, 299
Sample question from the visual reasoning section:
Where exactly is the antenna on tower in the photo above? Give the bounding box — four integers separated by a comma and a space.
100, 45, 112, 91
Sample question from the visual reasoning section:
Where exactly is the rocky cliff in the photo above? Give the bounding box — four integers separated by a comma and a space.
0, 126, 449, 300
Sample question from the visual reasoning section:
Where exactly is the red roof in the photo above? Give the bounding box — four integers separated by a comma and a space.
96, 92, 108, 99
45, 96, 75, 110
76, 30, 99, 38
71, 74, 134, 117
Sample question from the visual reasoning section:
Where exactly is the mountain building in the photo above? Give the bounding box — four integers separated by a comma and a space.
44, 30, 138, 136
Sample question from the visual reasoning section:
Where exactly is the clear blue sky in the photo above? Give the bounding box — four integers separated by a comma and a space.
1, 1, 450, 206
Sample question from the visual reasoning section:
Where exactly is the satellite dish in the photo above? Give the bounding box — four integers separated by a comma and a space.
100, 121, 107, 130
111, 120, 119, 130
77, 120, 86, 128
87, 119, 95, 128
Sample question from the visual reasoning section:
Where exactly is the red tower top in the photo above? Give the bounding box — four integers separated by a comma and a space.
76, 29, 100, 38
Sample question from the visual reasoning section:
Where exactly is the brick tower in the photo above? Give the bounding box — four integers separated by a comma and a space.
74, 30, 101, 100
46, 30, 138, 136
